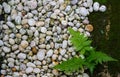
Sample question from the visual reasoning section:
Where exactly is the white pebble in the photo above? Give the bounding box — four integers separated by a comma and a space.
46, 49, 53, 57
8, 62, 14, 67
50, 13, 57, 19
0, 40, 4, 46
28, 19, 36, 26
27, 62, 36, 67
3, 47, 11, 53
37, 50, 45, 61
7, 21, 15, 28
79, 7, 89, 16
3, 2, 11, 13
62, 40, 68, 48
60, 49, 66, 56
20, 40, 28, 48
9, 38, 15, 45
17, 53, 26, 60
61, 20, 68, 26
17, 3, 23, 11
93, 2, 100, 11
71, 0, 78, 5
25, 67, 33, 74
41, 27, 47, 33
99, 5, 106, 12
15, 16, 21, 24
33, 68, 40, 73
7, 58, 14, 63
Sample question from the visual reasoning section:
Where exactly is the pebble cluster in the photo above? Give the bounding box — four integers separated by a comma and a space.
0, 0, 106, 77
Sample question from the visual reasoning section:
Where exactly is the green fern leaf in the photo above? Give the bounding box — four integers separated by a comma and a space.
68, 28, 92, 54
54, 57, 84, 73
87, 51, 117, 65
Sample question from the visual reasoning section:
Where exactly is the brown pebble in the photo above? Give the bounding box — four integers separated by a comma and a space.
12, 67, 17, 72
31, 46, 37, 54
1, 75, 4, 77
85, 24, 94, 32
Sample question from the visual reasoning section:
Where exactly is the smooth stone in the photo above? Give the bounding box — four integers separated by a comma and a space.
13, 72, 20, 77
17, 3, 23, 11
62, 40, 67, 48
88, 6, 93, 12
2, 2, 11, 13
56, 26, 61, 34
9, 38, 15, 45
20, 40, 28, 48
52, 54, 58, 60
46, 49, 53, 57
52, 69, 59, 76
93, 2, 100, 11
79, 7, 89, 16
36, 21, 45, 27
0, 40, 4, 46
8, 62, 14, 67
82, 73, 89, 77
87, 0, 93, 7
7, 58, 14, 63
34, 61, 41, 66
60, 49, 66, 56
3, 47, 11, 53
41, 27, 47, 33
50, 13, 57, 19
20, 64, 26, 70
12, 45, 18, 50
17, 53, 26, 59
25, 67, 33, 74
61, 20, 68, 26
71, 0, 78, 5
27, 0, 37, 10
7, 21, 15, 28
33, 68, 40, 73
15, 16, 21, 24
27, 13, 33, 18
99, 5, 106, 12
27, 62, 36, 67
28, 19, 36, 26
34, 30, 39, 37
65, 5, 71, 12
37, 50, 45, 61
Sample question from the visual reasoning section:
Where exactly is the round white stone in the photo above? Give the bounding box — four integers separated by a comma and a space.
79, 7, 89, 16
15, 16, 21, 24
27, 62, 36, 67
20, 40, 28, 48
99, 5, 106, 12
60, 49, 66, 56
71, 0, 78, 5
25, 67, 33, 74
7, 58, 14, 63
62, 40, 67, 48
28, 19, 36, 26
46, 49, 53, 57
61, 20, 68, 26
41, 27, 47, 33
37, 50, 45, 60
0, 40, 4, 46
3, 47, 11, 53
93, 2, 100, 11
3, 2, 11, 13
17, 53, 26, 59
9, 38, 15, 45
33, 68, 40, 73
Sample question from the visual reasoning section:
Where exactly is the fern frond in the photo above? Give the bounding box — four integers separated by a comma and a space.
86, 51, 117, 64
68, 28, 92, 54
54, 57, 84, 73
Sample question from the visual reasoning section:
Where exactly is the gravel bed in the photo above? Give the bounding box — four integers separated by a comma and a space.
0, 0, 106, 77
